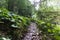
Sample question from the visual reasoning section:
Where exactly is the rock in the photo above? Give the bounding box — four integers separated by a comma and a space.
23, 22, 40, 40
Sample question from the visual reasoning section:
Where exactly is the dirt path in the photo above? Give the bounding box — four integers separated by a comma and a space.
23, 22, 39, 40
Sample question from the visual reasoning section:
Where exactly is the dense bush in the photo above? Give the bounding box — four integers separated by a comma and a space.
0, 8, 31, 40
36, 20, 60, 40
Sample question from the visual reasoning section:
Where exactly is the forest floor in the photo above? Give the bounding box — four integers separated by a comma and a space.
23, 22, 40, 40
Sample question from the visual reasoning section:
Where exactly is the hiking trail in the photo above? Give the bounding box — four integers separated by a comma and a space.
23, 22, 40, 40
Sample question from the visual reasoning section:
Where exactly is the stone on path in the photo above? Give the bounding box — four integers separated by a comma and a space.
23, 22, 40, 40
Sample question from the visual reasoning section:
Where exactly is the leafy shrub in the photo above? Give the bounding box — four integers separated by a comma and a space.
0, 8, 31, 40
36, 20, 60, 40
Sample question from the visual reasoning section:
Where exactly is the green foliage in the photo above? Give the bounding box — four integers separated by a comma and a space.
0, 0, 8, 8
7, 0, 35, 17
36, 0, 60, 40
0, 0, 35, 17
0, 8, 30, 27
35, 20, 60, 40
0, 0, 60, 40
0, 8, 31, 39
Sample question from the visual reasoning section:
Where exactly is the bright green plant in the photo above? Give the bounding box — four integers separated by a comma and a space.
0, 8, 31, 40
